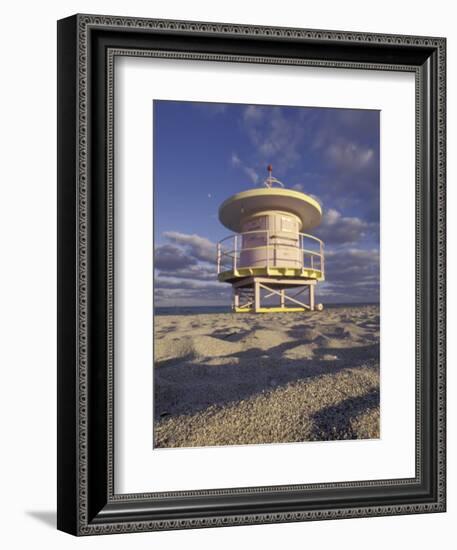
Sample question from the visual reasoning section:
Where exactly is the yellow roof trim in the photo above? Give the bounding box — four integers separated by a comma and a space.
219, 188, 322, 216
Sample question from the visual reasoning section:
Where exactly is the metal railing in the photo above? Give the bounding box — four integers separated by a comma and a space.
217, 230, 324, 276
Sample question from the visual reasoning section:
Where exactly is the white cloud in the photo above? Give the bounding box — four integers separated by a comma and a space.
315, 208, 376, 245
237, 107, 379, 193
231, 152, 241, 166
156, 263, 216, 282
243, 105, 263, 122
244, 167, 259, 184
154, 277, 230, 307
163, 231, 216, 263
230, 152, 259, 184
318, 247, 380, 302
326, 142, 374, 173
154, 243, 197, 270
243, 107, 303, 170
155, 276, 221, 290
155, 232, 225, 306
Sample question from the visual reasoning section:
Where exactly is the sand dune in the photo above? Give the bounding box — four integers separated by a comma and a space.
153, 305, 380, 448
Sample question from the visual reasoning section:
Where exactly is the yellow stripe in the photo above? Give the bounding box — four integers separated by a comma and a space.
218, 267, 324, 282
234, 307, 307, 313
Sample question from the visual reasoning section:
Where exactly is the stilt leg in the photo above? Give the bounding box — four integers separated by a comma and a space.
309, 283, 315, 311
280, 289, 285, 309
254, 280, 260, 313
233, 288, 239, 311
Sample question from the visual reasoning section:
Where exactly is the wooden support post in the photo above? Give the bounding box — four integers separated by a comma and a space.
280, 289, 285, 309
309, 283, 315, 311
254, 280, 260, 313
233, 288, 239, 310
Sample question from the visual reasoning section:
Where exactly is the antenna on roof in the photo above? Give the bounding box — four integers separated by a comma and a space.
264, 164, 285, 188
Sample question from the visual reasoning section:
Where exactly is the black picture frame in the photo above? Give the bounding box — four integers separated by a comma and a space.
57, 14, 446, 535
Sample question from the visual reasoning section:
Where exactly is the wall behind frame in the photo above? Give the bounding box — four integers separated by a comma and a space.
0, 0, 454, 548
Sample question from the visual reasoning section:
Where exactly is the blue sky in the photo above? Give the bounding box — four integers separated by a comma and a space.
154, 100, 380, 306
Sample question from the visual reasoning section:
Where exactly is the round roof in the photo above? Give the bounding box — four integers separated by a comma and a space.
218, 188, 322, 232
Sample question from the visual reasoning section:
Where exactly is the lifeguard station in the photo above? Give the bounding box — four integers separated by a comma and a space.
217, 165, 325, 313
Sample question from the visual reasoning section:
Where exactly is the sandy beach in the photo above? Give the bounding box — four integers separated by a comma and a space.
153, 304, 380, 448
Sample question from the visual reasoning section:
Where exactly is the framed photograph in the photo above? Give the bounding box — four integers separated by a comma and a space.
57, 14, 446, 535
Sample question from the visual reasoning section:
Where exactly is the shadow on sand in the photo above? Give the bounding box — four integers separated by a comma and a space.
309, 388, 380, 440
154, 339, 379, 419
